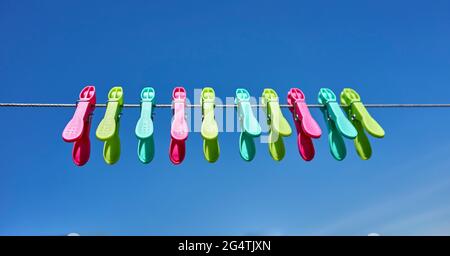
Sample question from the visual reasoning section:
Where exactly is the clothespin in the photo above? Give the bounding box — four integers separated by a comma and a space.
62, 86, 96, 166
169, 87, 188, 165
340, 88, 385, 160
262, 88, 292, 161
235, 88, 261, 161
96, 86, 123, 165
201, 87, 219, 163
287, 88, 322, 161
135, 87, 155, 164
318, 88, 357, 160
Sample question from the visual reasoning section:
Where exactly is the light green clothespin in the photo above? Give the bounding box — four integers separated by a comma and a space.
135, 87, 155, 164
341, 88, 385, 160
262, 88, 292, 161
201, 87, 219, 163
96, 86, 123, 165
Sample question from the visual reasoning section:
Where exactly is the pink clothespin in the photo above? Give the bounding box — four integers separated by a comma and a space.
169, 87, 189, 164
287, 88, 322, 161
62, 86, 96, 166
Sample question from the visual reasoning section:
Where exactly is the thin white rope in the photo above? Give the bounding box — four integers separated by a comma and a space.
1, 103, 450, 108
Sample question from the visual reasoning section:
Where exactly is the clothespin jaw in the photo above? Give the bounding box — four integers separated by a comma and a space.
262, 88, 292, 161
235, 88, 261, 161
200, 87, 219, 163
341, 88, 385, 160
318, 88, 357, 161
96, 86, 123, 165
135, 87, 155, 164
287, 88, 322, 161
62, 86, 96, 166
169, 86, 189, 165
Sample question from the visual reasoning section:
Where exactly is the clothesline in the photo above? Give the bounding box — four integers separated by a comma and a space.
1, 103, 450, 108
56, 86, 442, 165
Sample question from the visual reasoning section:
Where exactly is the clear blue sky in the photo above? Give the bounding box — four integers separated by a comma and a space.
1, 0, 450, 235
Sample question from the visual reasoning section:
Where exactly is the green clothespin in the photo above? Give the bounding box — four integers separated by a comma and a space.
200, 87, 219, 163
318, 88, 357, 161
96, 86, 123, 165
262, 88, 292, 161
135, 87, 155, 164
341, 88, 385, 160
236, 88, 261, 161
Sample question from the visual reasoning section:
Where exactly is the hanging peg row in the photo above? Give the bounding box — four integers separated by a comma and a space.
62, 86, 385, 166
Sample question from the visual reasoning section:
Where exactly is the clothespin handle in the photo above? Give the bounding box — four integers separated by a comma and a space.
96, 86, 123, 141
262, 88, 292, 137
201, 87, 218, 140
318, 88, 357, 139
288, 88, 322, 138
328, 101, 357, 139
341, 88, 385, 138
136, 87, 155, 140
62, 86, 96, 142
171, 87, 188, 141
235, 88, 261, 137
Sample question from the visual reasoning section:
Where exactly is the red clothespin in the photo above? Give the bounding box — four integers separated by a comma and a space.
62, 86, 96, 166
287, 88, 322, 161
169, 87, 189, 165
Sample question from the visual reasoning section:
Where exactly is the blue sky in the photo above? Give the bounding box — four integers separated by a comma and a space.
1, 0, 450, 235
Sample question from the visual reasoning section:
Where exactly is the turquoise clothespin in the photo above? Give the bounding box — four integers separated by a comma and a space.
236, 88, 261, 161
318, 88, 357, 161
135, 87, 155, 164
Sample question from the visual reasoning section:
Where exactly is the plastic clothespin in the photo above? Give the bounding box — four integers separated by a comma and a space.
318, 88, 357, 161
201, 87, 219, 163
169, 87, 189, 165
135, 87, 155, 164
287, 88, 322, 161
235, 88, 261, 161
62, 86, 96, 166
96, 86, 124, 165
262, 88, 292, 161
340, 88, 385, 160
